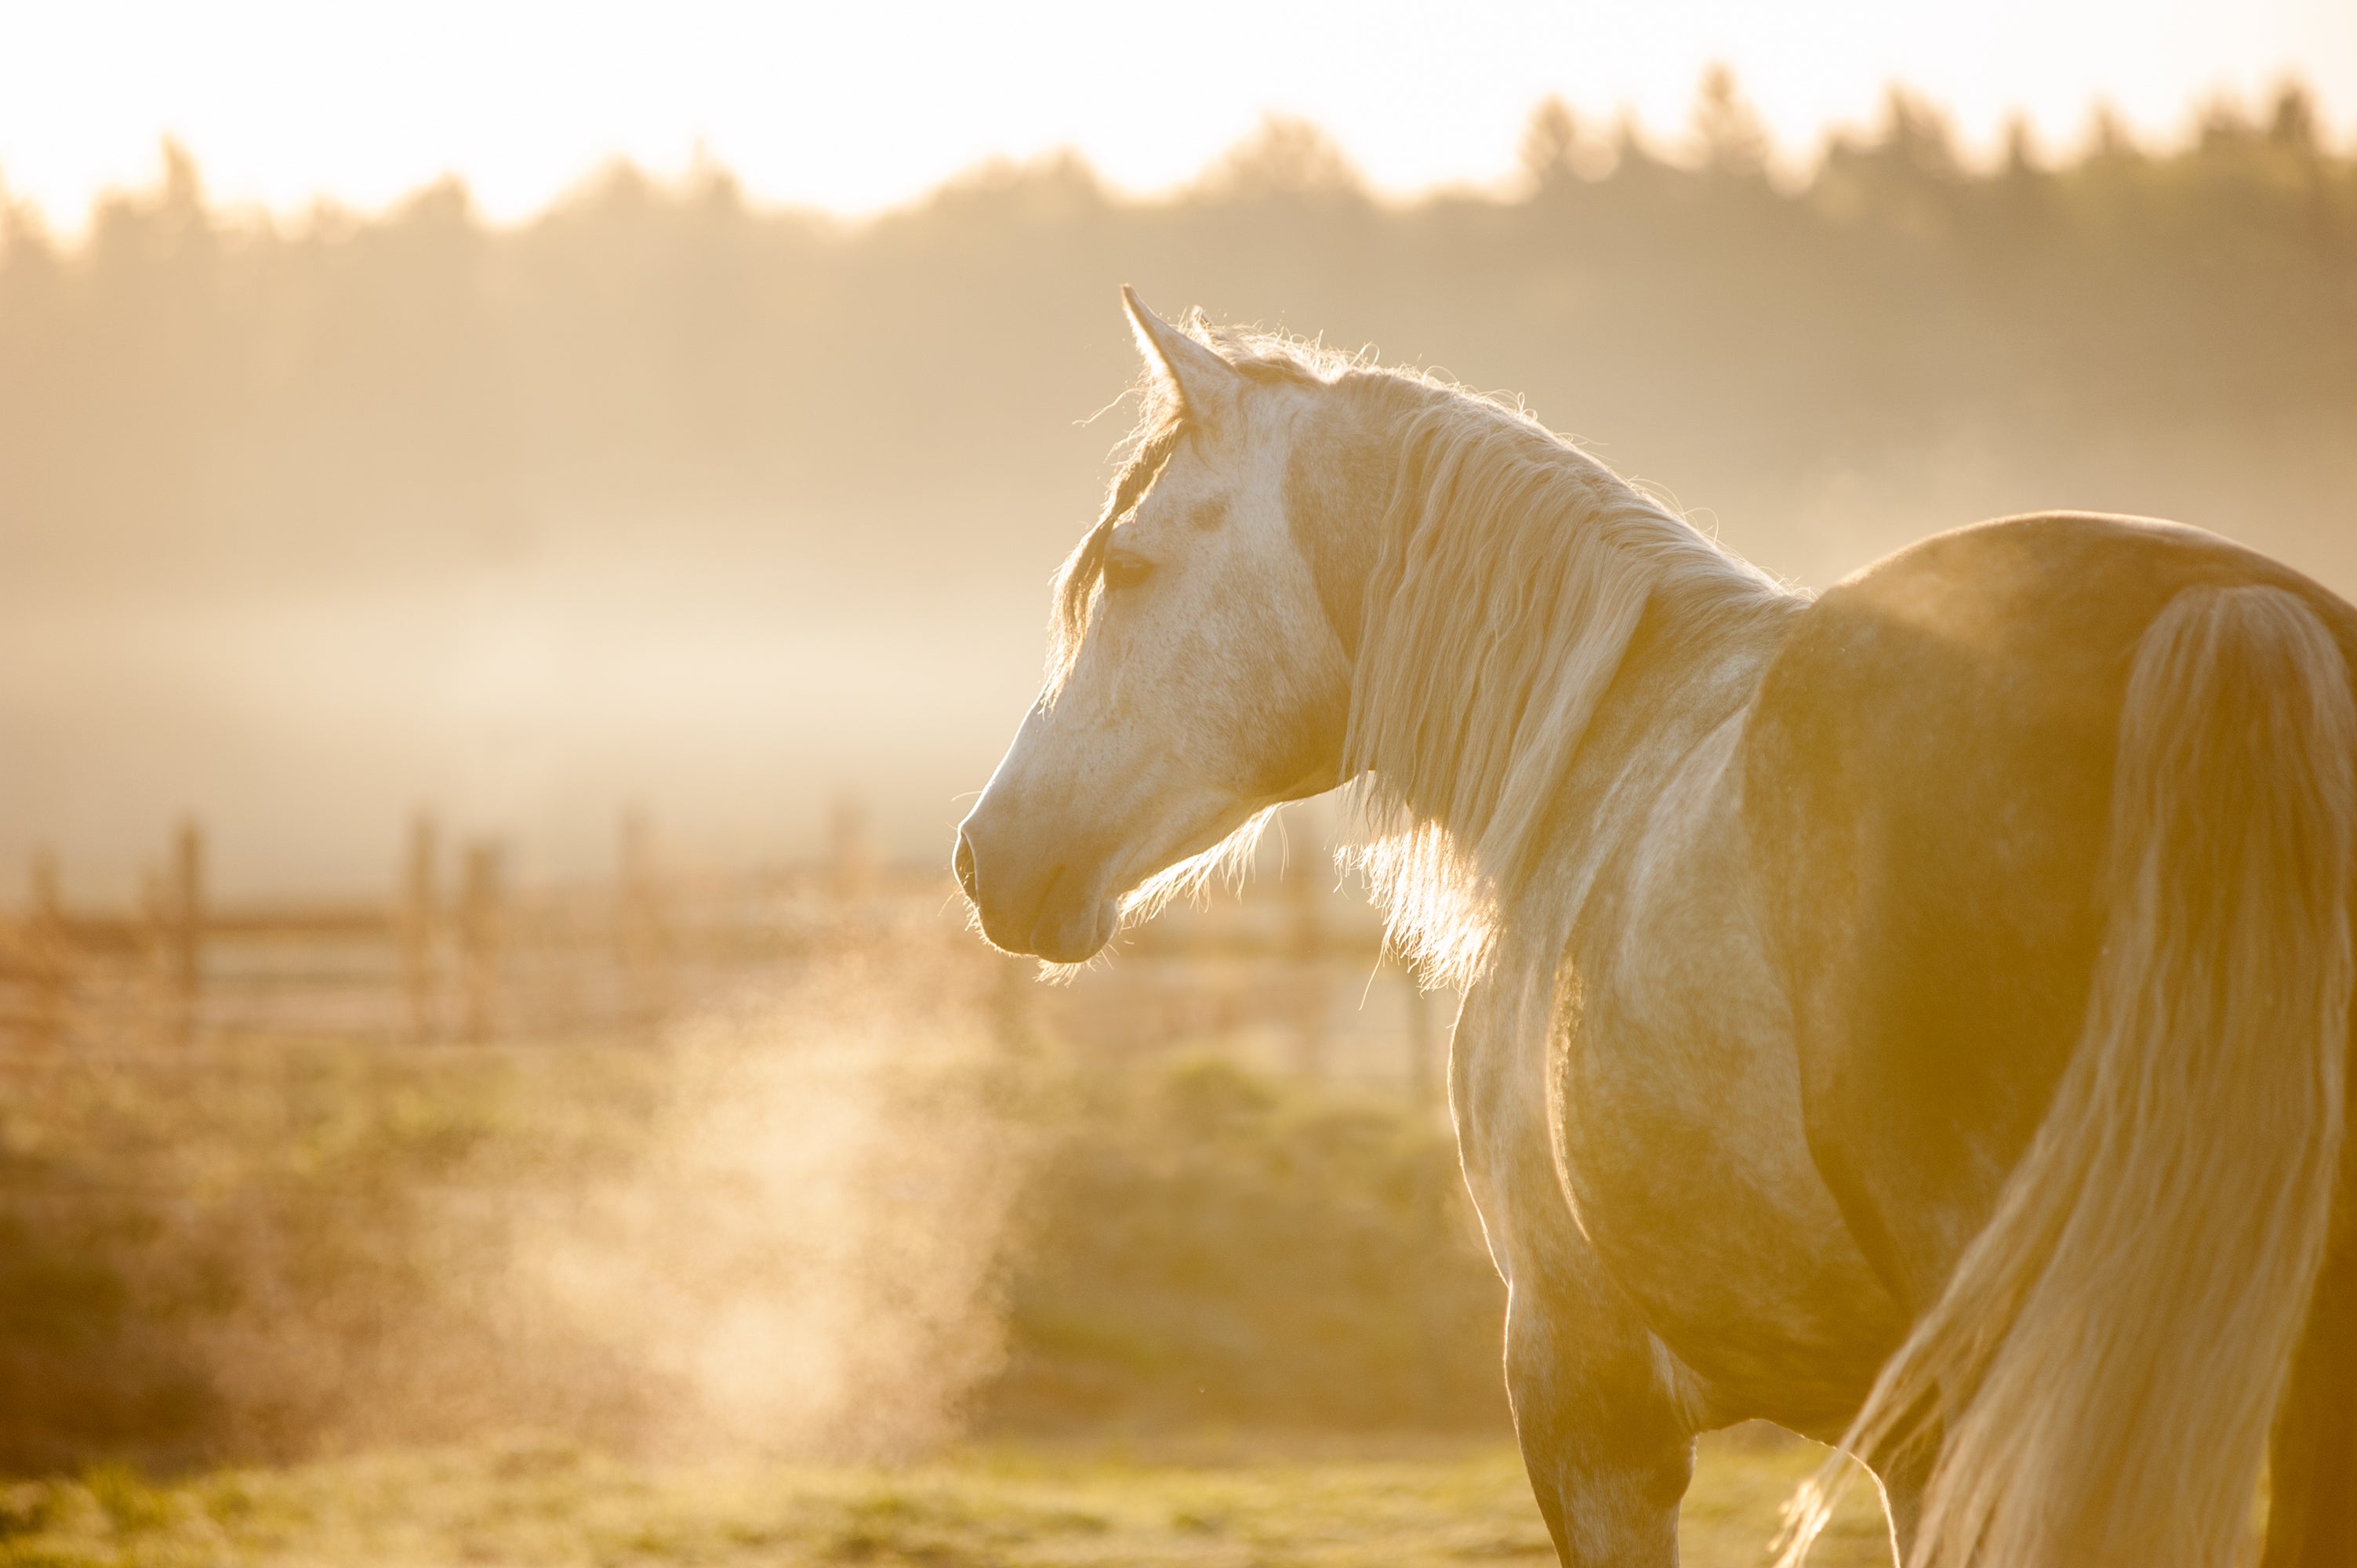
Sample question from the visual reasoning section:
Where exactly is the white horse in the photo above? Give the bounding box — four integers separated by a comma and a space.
954, 291, 2357, 1568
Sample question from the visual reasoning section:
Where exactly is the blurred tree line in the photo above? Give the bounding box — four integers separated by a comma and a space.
3, 74, 2353, 614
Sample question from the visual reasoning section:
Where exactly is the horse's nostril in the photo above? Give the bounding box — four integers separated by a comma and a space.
953, 832, 979, 901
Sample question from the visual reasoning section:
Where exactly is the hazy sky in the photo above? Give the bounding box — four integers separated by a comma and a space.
3, 0, 2354, 228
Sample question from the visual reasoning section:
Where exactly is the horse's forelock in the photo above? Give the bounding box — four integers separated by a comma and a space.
1044, 329, 1343, 699
1037, 323, 1395, 707
1045, 408, 1186, 698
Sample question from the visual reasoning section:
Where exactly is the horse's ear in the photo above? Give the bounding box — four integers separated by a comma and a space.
1122, 285, 1239, 421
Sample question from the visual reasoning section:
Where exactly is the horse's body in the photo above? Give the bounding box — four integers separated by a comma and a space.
955, 295, 2357, 1567
1472, 510, 2357, 1565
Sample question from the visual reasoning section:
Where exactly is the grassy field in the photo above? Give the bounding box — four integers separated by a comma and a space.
0, 1015, 1514, 1468
0, 1429, 1894, 1568
0, 976, 1899, 1566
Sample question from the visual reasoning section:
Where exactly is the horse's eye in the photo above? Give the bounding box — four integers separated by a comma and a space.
1103, 551, 1157, 592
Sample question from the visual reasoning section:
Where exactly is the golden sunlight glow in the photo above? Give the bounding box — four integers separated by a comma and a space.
2, 0, 2351, 227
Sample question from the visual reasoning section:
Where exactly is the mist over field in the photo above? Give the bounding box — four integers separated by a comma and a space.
4, 82, 2354, 896
0, 930, 1508, 1472
4, 34, 2353, 1563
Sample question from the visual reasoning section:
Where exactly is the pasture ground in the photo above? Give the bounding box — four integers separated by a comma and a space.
0, 1428, 1893, 1568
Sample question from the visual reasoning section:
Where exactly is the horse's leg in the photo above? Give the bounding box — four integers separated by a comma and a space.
2264, 1207, 2357, 1567
1455, 976, 1699, 1566
1504, 1252, 1696, 1567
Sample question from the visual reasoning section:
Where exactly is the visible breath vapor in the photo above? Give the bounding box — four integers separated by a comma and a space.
507, 949, 1033, 1459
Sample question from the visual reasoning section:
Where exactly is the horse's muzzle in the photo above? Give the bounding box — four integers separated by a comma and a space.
952, 823, 1114, 963
953, 830, 980, 902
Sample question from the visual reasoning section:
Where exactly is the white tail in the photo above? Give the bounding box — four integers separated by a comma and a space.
1785, 583, 2357, 1568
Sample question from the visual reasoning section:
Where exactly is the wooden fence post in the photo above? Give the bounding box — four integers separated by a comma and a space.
459, 840, 503, 1044
166, 818, 205, 1043
618, 808, 670, 1029
1403, 967, 1439, 1109
991, 952, 1036, 1052
827, 797, 874, 906
27, 849, 67, 1049
1286, 850, 1328, 1080
402, 815, 439, 1041
137, 862, 164, 1040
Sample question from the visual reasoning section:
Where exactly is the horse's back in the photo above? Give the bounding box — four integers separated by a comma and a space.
1742, 510, 2357, 1308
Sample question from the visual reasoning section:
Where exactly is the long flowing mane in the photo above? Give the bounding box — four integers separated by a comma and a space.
1332, 368, 1796, 985
1329, 368, 1781, 981
1053, 322, 1798, 984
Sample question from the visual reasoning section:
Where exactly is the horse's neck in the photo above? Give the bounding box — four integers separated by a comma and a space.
1294, 381, 1800, 982
1503, 577, 1801, 964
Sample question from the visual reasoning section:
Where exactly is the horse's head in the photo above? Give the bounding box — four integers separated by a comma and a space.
953, 291, 1353, 962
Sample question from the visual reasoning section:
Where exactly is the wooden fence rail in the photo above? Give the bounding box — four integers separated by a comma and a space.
0, 813, 1441, 1096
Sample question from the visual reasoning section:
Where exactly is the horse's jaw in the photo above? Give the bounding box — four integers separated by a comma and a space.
1007, 861, 1120, 964
956, 766, 1256, 965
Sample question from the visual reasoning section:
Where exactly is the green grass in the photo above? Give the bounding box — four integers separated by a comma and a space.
0, 1430, 1893, 1567
0, 1035, 1518, 1465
